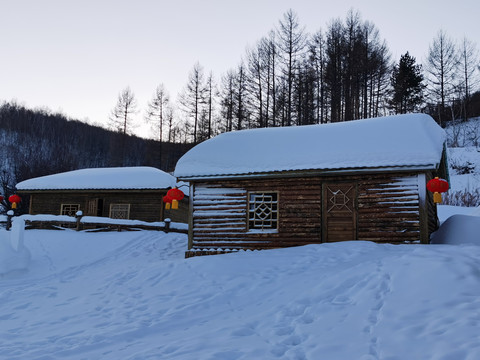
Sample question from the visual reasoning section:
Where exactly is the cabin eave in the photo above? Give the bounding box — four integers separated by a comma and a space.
178, 164, 441, 182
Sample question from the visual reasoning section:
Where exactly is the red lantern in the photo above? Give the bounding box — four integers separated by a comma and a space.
163, 195, 173, 210
167, 188, 184, 210
426, 177, 449, 204
167, 188, 185, 201
0, 195, 3, 202
9, 194, 21, 209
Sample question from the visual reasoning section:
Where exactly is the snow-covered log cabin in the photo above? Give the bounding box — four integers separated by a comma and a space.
174, 114, 448, 257
16, 167, 188, 223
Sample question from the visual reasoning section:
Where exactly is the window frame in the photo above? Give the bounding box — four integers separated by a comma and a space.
109, 203, 131, 219
60, 203, 81, 216
247, 191, 279, 232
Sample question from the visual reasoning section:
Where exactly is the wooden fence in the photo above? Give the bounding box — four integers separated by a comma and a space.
1, 215, 188, 234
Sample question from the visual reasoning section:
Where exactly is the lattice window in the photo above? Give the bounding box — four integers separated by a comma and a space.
60, 204, 80, 216
248, 192, 278, 230
327, 186, 353, 213
109, 204, 130, 219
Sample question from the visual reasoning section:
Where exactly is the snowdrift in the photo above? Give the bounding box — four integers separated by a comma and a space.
0, 218, 31, 275
430, 214, 480, 245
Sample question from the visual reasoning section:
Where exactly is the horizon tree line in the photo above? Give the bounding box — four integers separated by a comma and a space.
110, 9, 480, 144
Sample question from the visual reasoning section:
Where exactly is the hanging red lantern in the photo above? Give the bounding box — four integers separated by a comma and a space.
426, 177, 449, 204
9, 194, 21, 209
167, 188, 184, 210
0, 195, 3, 202
167, 188, 185, 201
163, 194, 173, 210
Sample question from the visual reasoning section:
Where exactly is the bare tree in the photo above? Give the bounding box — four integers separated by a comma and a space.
266, 31, 278, 127
234, 63, 249, 130
459, 37, 480, 120
218, 70, 236, 132
360, 20, 391, 119
179, 62, 207, 143
145, 84, 171, 167
205, 72, 215, 139
342, 10, 362, 121
310, 29, 327, 123
425, 30, 459, 126
276, 9, 307, 126
247, 40, 271, 128
145, 84, 170, 142
109, 87, 138, 135
252, 31, 279, 127
325, 18, 344, 122
166, 107, 175, 143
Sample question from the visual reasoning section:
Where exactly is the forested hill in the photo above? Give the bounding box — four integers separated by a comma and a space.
0, 102, 191, 193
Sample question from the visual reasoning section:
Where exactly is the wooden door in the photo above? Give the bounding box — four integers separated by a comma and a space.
322, 183, 357, 242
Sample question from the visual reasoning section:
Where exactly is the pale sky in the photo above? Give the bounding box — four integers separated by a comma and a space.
1, 0, 479, 138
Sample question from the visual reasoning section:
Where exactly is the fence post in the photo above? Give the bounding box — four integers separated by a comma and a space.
164, 218, 171, 233
75, 210, 83, 231
6, 210, 14, 231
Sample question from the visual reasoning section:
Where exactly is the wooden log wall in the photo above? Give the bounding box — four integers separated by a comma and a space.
191, 178, 323, 250
190, 172, 433, 251
23, 190, 189, 224
356, 175, 421, 243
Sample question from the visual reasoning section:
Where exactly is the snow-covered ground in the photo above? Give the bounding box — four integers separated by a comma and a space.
1, 116, 479, 359
1, 207, 480, 359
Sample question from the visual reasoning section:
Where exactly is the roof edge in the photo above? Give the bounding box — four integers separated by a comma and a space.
177, 164, 440, 182
16, 188, 172, 194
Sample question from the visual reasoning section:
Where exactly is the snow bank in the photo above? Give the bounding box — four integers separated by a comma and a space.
175, 113, 446, 178
470, 205, 480, 216
0, 218, 31, 275
430, 214, 480, 245
437, 204, 477, 223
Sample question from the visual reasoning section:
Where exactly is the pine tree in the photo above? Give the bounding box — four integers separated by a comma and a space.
389, 52, 425, 114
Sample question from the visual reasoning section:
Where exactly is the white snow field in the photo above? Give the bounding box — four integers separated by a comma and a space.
1, 212, 480, 360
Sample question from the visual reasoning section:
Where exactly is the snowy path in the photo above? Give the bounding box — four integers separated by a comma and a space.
1, 230, 480, 359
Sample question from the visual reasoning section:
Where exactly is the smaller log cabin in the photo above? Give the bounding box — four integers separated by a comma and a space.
16, 167, 188, 223
174, 114, 448, 257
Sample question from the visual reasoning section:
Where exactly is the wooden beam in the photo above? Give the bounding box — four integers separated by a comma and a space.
417, 173, 430, 244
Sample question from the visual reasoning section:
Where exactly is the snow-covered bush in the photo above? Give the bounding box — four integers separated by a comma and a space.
445, 117, 480, 148
443, 189, 480, 207
449, 159, 475, 175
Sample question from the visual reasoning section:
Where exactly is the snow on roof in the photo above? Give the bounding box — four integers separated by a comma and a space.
16, 167, 178, 191
174, 114, 446, 179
